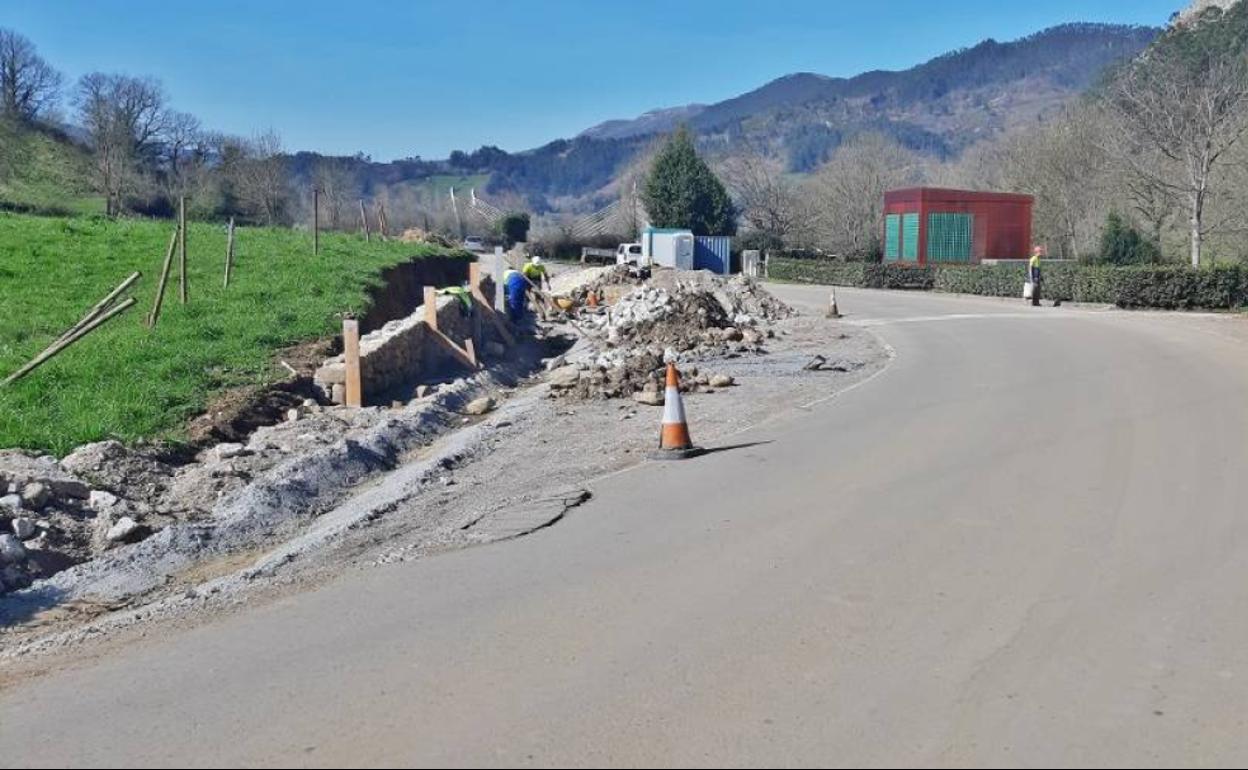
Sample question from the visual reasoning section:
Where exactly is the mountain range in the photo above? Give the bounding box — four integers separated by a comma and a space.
324, 22, 1161, 213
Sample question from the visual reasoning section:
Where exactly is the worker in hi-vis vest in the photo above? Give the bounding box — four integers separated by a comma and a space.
1027, 245, 1044, 307
522, 255, 551, 293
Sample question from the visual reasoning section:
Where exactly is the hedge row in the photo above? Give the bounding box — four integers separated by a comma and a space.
768, 259, 1248, 310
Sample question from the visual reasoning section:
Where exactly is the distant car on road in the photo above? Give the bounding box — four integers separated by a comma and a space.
463, 236, 487, 252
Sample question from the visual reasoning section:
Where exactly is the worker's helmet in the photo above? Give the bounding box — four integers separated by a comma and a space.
532, 256, 543, 266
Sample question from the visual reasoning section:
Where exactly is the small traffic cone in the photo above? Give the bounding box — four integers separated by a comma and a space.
826, 288, 841, 319
649, 363, 704, 460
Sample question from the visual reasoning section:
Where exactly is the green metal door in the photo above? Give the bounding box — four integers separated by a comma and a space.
884, 214, 901, 261
901, 213, 919, 262
926, 212, 973, 262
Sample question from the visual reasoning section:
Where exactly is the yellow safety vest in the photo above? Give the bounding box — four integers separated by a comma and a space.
522, 262, 546, 281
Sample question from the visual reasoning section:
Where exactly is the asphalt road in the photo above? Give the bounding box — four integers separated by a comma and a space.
4, 286, 1248, 768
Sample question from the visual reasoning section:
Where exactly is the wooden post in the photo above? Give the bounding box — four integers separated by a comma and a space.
149, 227, 178, 328
3, 298, 138, 386
178, 196, 188, 304
343, 318, 362, 407
359, 199, 370, 242
378, 203, 389, 238
223, 217, 235, 288
59, 271, 142, 344
313, 188, 320, 256
423, 285, 480, 370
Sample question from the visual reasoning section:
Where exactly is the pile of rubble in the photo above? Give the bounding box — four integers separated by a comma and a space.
0, 447, 170, 594
546, 268, 792, 403
0, 397, 349, 596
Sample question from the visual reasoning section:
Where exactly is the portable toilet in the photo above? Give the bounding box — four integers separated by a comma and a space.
642, 227, 695, 270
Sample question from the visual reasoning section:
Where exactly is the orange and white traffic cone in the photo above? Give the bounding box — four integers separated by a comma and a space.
649, 363, 704, 460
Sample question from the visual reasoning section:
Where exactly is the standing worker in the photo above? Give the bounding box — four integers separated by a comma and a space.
504, 267, 528, 324
1027, 245, 1044, 307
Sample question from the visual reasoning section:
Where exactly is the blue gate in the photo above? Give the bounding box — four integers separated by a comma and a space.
694, 236, 732, 274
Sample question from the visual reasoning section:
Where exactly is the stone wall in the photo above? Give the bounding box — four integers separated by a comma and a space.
314, 292, 493, 405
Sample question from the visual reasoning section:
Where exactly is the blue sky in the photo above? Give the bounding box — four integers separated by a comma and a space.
5, 0, 1181, 161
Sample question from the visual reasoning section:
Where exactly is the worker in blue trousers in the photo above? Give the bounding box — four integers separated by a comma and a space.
504, 267, 528, 324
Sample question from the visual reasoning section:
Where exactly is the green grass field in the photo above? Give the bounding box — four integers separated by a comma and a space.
0, 212, 464, 454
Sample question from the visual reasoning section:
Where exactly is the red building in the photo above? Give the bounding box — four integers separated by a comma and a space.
882, 188, 1034, 265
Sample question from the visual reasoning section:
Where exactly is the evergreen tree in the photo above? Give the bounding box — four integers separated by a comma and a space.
641, 127, 737, 236
1098, 211, 1160, 265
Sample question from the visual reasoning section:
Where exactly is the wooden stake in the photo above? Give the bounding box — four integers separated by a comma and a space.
3, 298, 137, 386
424, 286, 438, 328
343, 318, 363, 407
359, 199, 371, 242
375, 203, 386, 240
58, 271, 142, 344
422, 286, 479, 370
148, 227, 178, 328
378, 203, 389, 238
223, 217, 236, 288
178, 196, 188, 304
313, 188, 320, 256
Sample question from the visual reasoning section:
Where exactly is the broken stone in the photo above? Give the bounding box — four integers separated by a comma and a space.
633, 390, 665, 406
105, 516, 146, 544
544, 354, 567, 372
11, 517, 36, 540
0, 494, 21, 513
709, 374, 735, 388
547, 365, 582, 389
463, 396, 496, 416
331, 383, 345, 404
0, 534, 27, 565
19, 482, 49, 510
88, 490, 119, 510
720, 327, 744, 342
286, 408, 302, 422
214, 443, 248, 461
415, 384, 432, 399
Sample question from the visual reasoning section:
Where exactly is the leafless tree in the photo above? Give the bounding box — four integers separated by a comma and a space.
162, 110, 203, 200
312, 158, 359, 230
1102, 47, 1248, 266
0, 28, 62, 121
807, 133, 926, 258
999, 109, 1113, 259
75, 73, 168, 215
719, 147, 806, 248
235, 129, 289, 225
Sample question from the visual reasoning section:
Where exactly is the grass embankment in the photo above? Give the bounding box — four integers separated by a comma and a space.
0, 213, 464, 454
0, 119, 101, 216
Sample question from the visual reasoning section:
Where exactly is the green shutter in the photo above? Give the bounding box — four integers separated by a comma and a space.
884, 214, 901, 261
927, 213, 973, 262
901, 213, 919, 261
